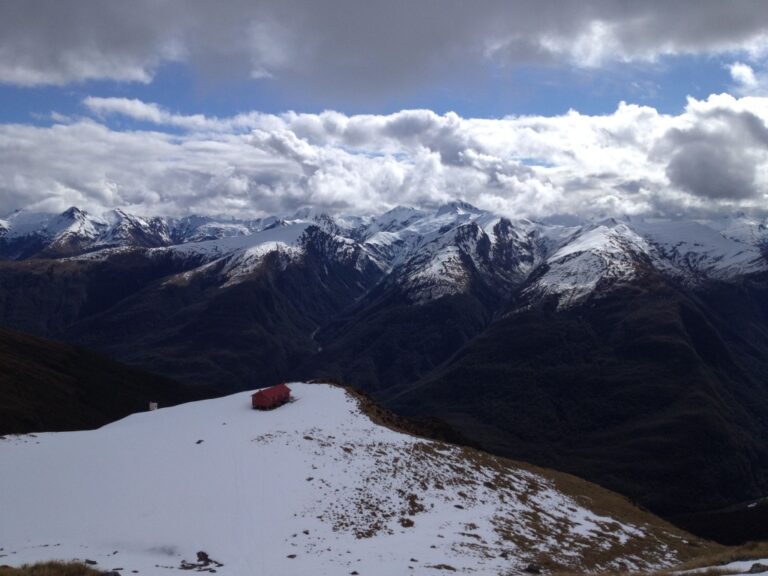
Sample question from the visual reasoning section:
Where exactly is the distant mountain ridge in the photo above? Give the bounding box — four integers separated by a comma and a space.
3, 203, 766, 306
0, 206, 281, 259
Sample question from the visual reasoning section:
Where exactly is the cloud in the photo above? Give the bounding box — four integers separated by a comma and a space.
728, 61, 768, 96
3, 1, 768, 99
83, 97, 267, 133
730, 62, 758, 87
654, 95, 768, 200
666, 141, 757, 200
3, 94, 768, 219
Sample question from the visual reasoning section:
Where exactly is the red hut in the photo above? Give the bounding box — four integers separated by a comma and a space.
251, 383, 291, 410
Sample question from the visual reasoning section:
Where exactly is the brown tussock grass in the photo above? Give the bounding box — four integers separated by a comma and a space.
662, 540, 768, 573
0, 562, 105, 576
313, 380, 726, 573
551, 541, 768, 575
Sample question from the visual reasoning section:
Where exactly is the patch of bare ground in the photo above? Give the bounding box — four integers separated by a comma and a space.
0, 562, 104, 576
552, 562, 759, 576
652, 541, 768, 575
308, 380, 726, 573
508, 456, 725, 572
179, 550, 223, 571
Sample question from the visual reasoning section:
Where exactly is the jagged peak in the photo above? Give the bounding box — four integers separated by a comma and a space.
262, 218, 288, 231
104, 208, 135, 225
434, 200, 483, 216
60, 206, 86, 220
105, 208, 161, 227
379, 205, 422, 217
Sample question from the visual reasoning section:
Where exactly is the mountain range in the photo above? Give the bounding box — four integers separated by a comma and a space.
2, 201, 768, 542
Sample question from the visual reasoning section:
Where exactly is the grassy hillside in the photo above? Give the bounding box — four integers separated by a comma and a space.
0, 327, 217, 434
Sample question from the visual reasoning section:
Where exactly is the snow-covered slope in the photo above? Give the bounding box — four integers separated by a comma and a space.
360, 205, 544, 303
355, 206, 767, 307
98, 209, 172, 248
165, 221, 310, 259
169, 215, 279, 243
634, 220, 766, 282
522, 222, 652, 308
161, 222, 310, 287
0, 207, 168, 257
518, 218, 768, 309
0, 383, 700, 575
704, 213, 768, 248
0, 208, 282, 259
159, 220, 384, 288
1, 207, 107, 245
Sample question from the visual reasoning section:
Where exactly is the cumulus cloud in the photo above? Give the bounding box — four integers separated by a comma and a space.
666, 141, 757, 200
728, 61, 768, 96
730, 62, 758, 88
1, 94, 768, 219
3, 1, 768, 99
654, 95, 768, 200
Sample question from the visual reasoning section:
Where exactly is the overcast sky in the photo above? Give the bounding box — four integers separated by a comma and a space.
2, 0, 768, 218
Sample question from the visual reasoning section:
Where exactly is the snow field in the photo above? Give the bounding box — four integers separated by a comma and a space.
0, 383, 688, 575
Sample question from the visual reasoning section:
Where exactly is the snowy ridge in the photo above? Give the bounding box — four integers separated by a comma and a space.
98, 209, 172, 247
169, 215, 279, 243
705, 213, 768, 247
161, 220, 381, 287
0, 207, 167, 255
634, 220, 766, 282
523, 222, 652, 308
3, 202, 768, 309
161, 222, 311, 287
394, 223, 488, 303
48, 208, 107, 245
362, 208, 541, 303
0, 208, 288, 257
165, 221, 311, 259
519, 217, 767, 309
360, 204, 490, 269
0, 383, 696, 575
2, 207, 106, 242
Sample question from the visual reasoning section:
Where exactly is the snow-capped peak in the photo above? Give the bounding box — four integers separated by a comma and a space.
522, 221, 652, 308
632, 219, 766, 282
434, 200, 483, 217
518, 217, 768, 309
550, 222, 650, 262
50, 207, 106, 239
0, 207, 107, 246
100, 209, 172, 247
